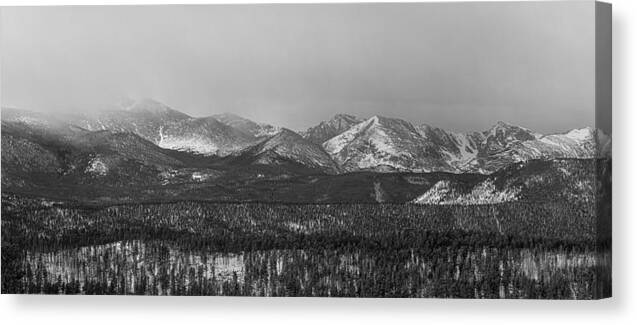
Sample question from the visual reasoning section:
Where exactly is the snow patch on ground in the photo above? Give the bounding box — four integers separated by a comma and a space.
158, 136, 220, 156
9, 116, 52, 128
413, 179, 520, 205
413, 180, 453, 204
85, 157, 108, 176
356, 154, 410, 172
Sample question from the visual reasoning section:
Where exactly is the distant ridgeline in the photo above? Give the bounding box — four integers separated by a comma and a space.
1, 99, 610, 205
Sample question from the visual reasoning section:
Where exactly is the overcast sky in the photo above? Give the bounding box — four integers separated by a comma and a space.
1, 2, 596, 133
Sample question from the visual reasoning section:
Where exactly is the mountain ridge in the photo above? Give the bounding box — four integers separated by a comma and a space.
2, 101, 611, 176
302, 113, 363, 145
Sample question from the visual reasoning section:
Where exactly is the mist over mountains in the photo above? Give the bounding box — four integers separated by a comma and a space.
1, 98, 611, 204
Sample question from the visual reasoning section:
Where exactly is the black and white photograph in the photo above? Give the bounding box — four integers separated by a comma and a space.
0, 1, 612, 299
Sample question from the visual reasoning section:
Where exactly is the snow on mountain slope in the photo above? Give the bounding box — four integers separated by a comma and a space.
518, 127, 600, 158
413, 159, 605, 205
302, 114, 363, 144
448, 133, 483, 166
1, 132, 62, 174
80, 130, 184, 167
416, 125, 483, 170
413, 179, 521, 205
1, 107, 86, 137
74, 101, 265, 156
323, 116, 450, 172
158, 117, 257, 156
85, 156, 109, 176
238, 128, 339, 172
322, 117, 595, 174
479, 121, 538, 155
467, 127, 612, 173
75, 98, 191, 143
212, 113, 280, 138
413, 121, 611, 174
4, 104, 612, 175
1, 108, 53, 127
1, 111, 186, 189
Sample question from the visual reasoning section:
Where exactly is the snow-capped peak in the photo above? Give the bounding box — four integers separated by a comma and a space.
564, 127, 595, 141
301, 113, 363, 145
484, 121, 535, 137
332, 113, 361, 123
236, 128, 339, 172
212, 112, 280, 138
323, 115, 450, 172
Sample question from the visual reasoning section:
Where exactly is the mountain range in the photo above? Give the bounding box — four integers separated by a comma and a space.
2, 98, 611, 173
1, 98, 611, 203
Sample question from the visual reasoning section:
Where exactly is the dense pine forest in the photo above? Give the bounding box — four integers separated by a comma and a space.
1, 194, 611, 298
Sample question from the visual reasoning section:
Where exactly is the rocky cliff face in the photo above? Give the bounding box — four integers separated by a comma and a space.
302, 114, 363, 145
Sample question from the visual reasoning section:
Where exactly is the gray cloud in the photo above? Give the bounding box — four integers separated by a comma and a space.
1, 2, 595, 133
